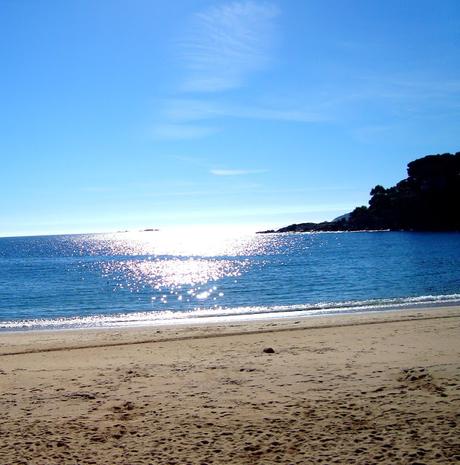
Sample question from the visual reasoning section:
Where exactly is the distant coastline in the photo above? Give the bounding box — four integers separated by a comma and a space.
258, 152, 460, 234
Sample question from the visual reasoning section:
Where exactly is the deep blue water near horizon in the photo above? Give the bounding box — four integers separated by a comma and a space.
1, 231, 460, 331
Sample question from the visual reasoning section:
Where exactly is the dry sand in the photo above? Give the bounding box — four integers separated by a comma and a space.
1, 307, 460, 465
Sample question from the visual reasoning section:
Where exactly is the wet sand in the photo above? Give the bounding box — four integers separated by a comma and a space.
1, 307, 460, 464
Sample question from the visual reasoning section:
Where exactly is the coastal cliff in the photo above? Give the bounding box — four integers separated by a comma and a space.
259, 152, 460, 233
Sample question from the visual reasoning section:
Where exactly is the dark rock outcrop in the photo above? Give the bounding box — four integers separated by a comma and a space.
258, 152, 460, 233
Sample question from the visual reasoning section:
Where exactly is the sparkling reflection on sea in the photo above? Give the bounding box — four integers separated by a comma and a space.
1, 230, 460, 330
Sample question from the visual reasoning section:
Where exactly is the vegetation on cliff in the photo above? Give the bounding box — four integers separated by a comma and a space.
259, 152, 460, 233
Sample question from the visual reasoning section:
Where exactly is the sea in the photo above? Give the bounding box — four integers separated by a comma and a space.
1, 230, 460, 331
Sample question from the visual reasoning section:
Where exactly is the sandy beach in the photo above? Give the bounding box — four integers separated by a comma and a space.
1, 307, 460, 465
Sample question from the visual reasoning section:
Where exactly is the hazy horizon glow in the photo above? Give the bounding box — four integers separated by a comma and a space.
1, 0, 459, 237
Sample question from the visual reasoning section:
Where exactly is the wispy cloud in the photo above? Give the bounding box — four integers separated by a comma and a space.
181, 1, 278, 92
164, 98, 326, 123
151, 2, 322, 139
374, 76, 460, 100
152, 123, 219, 140
80, 186, 115, 193
210, 168, 267, 176
319, 75, 460, 113
151, 97, 324, 139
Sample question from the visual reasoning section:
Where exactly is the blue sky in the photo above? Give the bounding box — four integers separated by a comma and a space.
1, 0, 459, 236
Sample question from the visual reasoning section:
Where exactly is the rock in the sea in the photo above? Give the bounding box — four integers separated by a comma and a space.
263, 347, 275, 354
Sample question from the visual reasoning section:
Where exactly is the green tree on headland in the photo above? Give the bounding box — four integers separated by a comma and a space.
261, 152, 460, 233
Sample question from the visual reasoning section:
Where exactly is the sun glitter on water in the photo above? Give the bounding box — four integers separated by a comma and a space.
94, 225, 269, 257
72, 226, 275, 307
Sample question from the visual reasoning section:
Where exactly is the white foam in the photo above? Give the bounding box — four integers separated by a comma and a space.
2, 293, 460, 332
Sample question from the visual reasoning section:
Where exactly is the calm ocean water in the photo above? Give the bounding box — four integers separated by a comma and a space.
1, 231, 460, 331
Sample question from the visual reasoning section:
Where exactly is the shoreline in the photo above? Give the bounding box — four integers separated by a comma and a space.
1, 305, 460, 355
2, 294, 460, 334
1, 305, 459, 464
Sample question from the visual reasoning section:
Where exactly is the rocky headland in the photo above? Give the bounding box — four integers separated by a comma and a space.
258, 152, 460, 234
